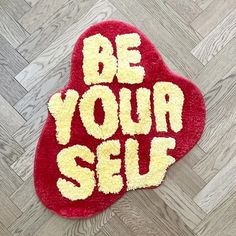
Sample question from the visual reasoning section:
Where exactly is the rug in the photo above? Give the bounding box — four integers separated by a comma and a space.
34, 20, 205, 218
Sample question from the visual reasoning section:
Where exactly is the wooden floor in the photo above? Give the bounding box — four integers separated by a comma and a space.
0, 0, 236, 235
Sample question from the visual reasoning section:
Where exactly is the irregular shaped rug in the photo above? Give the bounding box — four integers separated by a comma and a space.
34, 20, 205, 218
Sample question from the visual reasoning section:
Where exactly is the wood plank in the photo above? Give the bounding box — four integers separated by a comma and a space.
0, 153, 23, 196
164, 0, 202, 23
8, 199, 52, 236
0, 34, 28, 77
0, 191, 22, 228
0, 65, 27, 106
14, 55, 70, 120
194, 192, 236, 236
125, 190, 194, 235
13, 105, 47, 149
33, 215, 75, 236
154, 176, 206, 229
135, 0, 201, 50
10, 143, 36, 181
167, 159, 206, 198
15, 0, 116, 91
10, 176, 35, 212
194, 156, 236, 213
192, 37, 236, 94
0, 222, 12, 236
19, 0, 68, 34
111, 192, 173, 236
96, 231, 107, 236
193, 0, 214, 10
198, 65, 236, 152
11, 107, 48, 180
0, 125, 24, 165
64, 209, 114, 236
0, 5, 29, 48
0, 0, 31, 20
161, 53, 188, 78
25, 0, 40, 7
17, 0, 95, 62
110, 0, 203, 79
221, 221, 236, 236
192, 8, 236, 65
100, 214, 134, 236
11, 106, 47, 180
194, 122, 236, 182
0, 94, 25, 135
182, 144, 206, 168
11, 128, 52, 181
191, 0, 236, 37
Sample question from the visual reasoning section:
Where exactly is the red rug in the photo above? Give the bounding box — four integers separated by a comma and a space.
34, 20, 205, 218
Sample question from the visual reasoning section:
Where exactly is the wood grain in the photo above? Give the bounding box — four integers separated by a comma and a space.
194, 192, 236, 236
0, 0, 31, 20
182, 145, 206, 168
8, 199, 52, 236
192, 37, 236, 94
191, 0, 236, 37
137, 0, 202, 49
24, 0, 40, 7
167, 159, 206, 198
17, 0, 95, 62
64, 209, 114, 236
0, 153, 23, 197
194, 156, 236, 214
0, 65, 27, 106
193, 0, 214, 10
0, 222, 12, 236
0, 34, 28, 77
164, 0, 202, 23
192, 9, 236, 65
0, 5, 29, 48
0, 94, 25, 135
154, 176, 206, 230
98, 214, 134, 236
0, 191, 22, 228
198, 65, 236, 152
33, 215, 75, 236
127, 190, 194, 235
11, 132, 43, 180
19, 0, 68, 34
111, 193, 169, 236
0, 125, 25, 165
194, 122, 236, 182
10, 176, 35, 212
13, 105, 47, 149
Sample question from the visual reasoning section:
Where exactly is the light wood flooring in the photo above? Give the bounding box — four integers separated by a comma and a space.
0, 0, 236, 235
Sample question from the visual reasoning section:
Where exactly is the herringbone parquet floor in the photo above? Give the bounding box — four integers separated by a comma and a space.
0, 0, 236, 235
